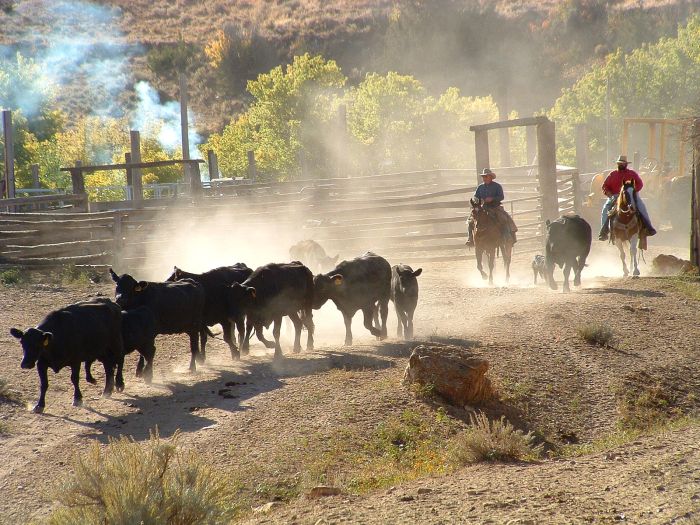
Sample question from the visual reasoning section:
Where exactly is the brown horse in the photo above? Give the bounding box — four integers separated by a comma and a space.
470, 198, 513, 285
610, 181, 642, 277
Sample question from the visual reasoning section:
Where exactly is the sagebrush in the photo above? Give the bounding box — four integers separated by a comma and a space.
577, 323, 615, 347
450, 411, 542, 464
48, 430, 233, 525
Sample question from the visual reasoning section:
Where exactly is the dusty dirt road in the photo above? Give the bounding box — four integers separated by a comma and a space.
0, 236, 699, 524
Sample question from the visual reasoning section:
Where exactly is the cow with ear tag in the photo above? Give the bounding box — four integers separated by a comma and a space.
313, 252, 392, 346
109, 268, 206, 372
10, 297, 124, 413
227, 262, 315, 359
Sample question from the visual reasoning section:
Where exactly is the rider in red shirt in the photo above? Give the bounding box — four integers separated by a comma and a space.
598, 155, 656, 241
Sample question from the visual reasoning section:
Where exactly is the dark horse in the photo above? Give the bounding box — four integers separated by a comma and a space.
469, 198, 513, 285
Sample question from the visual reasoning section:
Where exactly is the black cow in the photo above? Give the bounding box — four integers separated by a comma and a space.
532, 255, 546, 285
166, 263, 253, 360
544, 215, 592, 293
391, 264, 422, 340
227, 262, 314, 358
122, 306, 158, 383
289, 240, 339, 273
10, 298, 124, 413
110, 269, 206, 372
313, 252, 391, 345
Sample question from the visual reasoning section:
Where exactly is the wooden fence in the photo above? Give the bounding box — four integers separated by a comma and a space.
0, 166, 581, 272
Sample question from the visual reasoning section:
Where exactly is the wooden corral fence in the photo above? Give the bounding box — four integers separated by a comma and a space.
0, 165, 581, 271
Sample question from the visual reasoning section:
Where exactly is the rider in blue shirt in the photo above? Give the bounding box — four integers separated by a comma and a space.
466, 168, 518, 246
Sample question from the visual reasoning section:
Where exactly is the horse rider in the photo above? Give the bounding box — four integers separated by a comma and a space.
466, 168, 518, 246
598, 155, 657, 241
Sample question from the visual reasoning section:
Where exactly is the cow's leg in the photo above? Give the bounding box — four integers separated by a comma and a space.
379, 300, 389, 339
70, 364, 83, 407
533, 268, 538, 285
574, 256, 586, 287
406, 307, 415, 340
140, 346, 155, 384
242, 318, 254, 355
33, 363, 49, 413
255, 323, 277, 349
135, 355, 145, 377
84, 360, 97, 384
188, 331, 199, 373
289, 312, 303, 353
562, 261, 572, 293
302, 309, 315, 351
362, 306, 382, 339
372, 303, 380, 330
343, 311, 353, 346
222, 319, 239, 360
476, 248, 488, 280
197, 327, 207, 364
235, 316, 246, 356
115, 353, 125, 392
396, 307, 405, 338
631, 235, 640, 277
272, 317, 283, 358
102, 360, 115, 398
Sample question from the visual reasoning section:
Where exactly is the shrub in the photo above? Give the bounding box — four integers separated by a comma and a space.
0, 377, 21, 403
47, 431, 233, 525
450, 411, 542, 464
0, 268, 23, 285
577, 323, 615, 347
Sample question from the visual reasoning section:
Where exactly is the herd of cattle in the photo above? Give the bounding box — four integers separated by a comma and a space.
9, 241, 422, 413
8, 214, 592, 414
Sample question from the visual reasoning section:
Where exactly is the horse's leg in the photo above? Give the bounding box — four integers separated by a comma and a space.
503, 243, 512, 284
631, 234, 640, 277
488, 247, 495, 286
476, 246, 487, 280
616, 239, 629, 277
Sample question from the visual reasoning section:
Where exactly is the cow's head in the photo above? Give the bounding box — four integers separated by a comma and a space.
312, 273, 343, 309
394, 265, 422, 293
110, 269, 148, 308
165, 266, 185, 282
10, 327, 52, 369
227, 282, 256, 318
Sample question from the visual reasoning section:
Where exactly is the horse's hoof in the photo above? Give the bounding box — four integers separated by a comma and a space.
86, 377, 97, 385
32, 404, 45, 414
480, 272, 488, 280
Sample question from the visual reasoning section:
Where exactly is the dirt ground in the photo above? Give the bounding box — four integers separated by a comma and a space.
1, 231, 699, 524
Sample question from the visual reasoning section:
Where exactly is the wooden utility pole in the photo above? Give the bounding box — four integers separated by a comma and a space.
474, 130, 490, 184
71, 160, 86, 195
537, 118, 559, 222
179, 73, 190, 161
3, 110, 15, 198
207, 149, 219, 180
247, 150, 257, 182
130, 130, 143, 205
31, 164, 40, 188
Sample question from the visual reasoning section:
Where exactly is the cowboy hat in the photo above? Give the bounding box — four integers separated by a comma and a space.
480, 168, 496, 178
616, 155, 628, 164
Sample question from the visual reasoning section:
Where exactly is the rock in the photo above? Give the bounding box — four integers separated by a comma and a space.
652, 254, 696, 275
399, 495, 415, 502
417, 488, 433, 495
403, 345, 492, 405
253, 501, 281, 514
307, 486, 342, 498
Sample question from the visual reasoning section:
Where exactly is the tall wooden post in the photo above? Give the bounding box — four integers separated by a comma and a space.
575, 124, 588, 174
31, 164, 40, 188
247, 150, 257, 182
71, 160, 86, 195
474, 129, 490, 184
130, 130, 143, 205
207, 149, 219, 180
190, 161, 202, 196
526, 125, 537, 165
124, 152, 133, 200
537, 118, 558, 222
179, 73, 190, 161
572, 171, 582, 215
3, 110, 15, 198
691, 119, 700, 268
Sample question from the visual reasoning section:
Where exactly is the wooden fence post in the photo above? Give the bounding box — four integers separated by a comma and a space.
474, 129, 490, 185
537, 118, 558, 222
190, 162, 202, 196
124, 152, 133, 201
572, 171, 582, 215
526, 125, 537, 165
207, 149, 219, 180
180, 73, 190, 162
691, 119, 700, 269
247, 150, 257, 182
71, 160, 86, 195
130, 130, 143, 206
575, 124, 588, 174
633, 151, 641, 172
3, 110, 15, 198
31, 164, 40, 188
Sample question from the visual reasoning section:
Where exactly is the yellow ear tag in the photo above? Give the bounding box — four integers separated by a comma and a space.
43, 338, 49, 347
135, 285, 142, 292
333, 276, 343, 285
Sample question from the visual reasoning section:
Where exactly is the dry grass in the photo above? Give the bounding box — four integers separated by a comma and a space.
0, 377, 22, 404
47, 430, 234, 525
577, 323, 615, 347
450, 412, 543, 464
